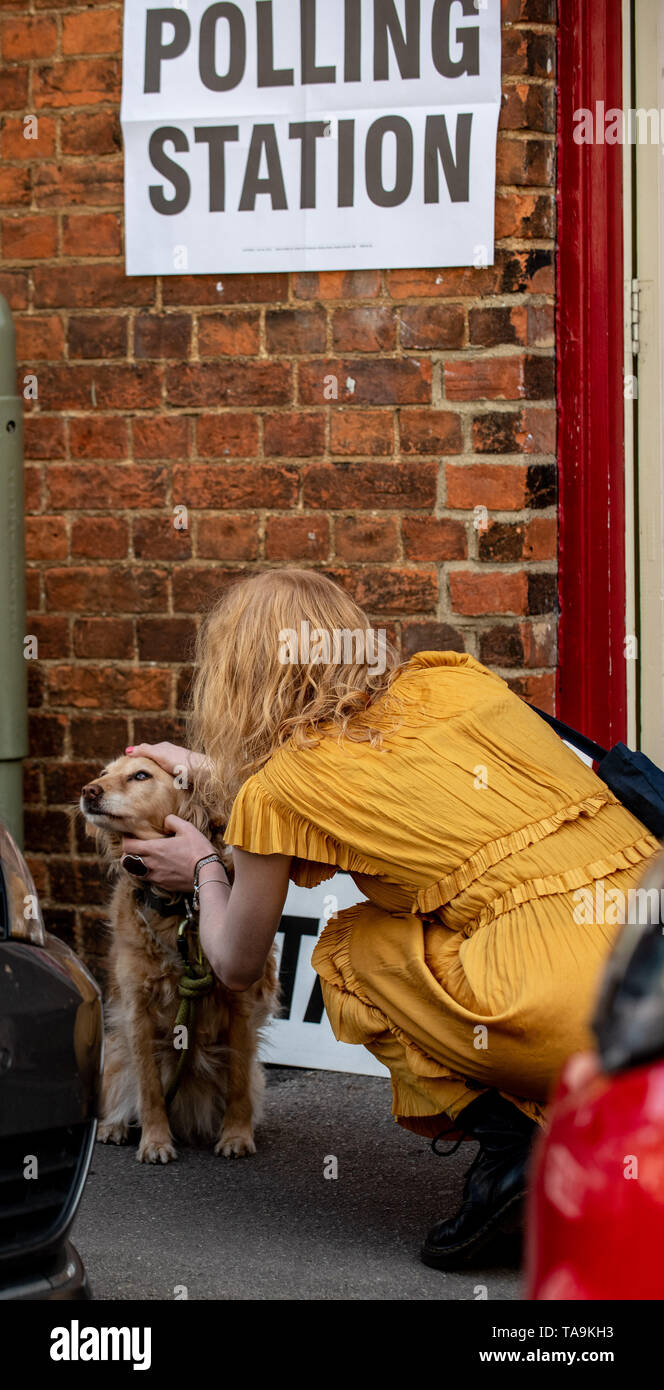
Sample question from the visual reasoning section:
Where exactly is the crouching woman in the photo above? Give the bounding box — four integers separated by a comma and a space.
125, 569, 661, 1268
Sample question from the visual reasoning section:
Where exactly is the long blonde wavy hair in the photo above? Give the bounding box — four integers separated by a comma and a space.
187, 569, 403, 821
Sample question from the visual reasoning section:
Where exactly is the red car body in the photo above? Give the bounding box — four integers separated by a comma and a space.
526, 1058, 664, 1300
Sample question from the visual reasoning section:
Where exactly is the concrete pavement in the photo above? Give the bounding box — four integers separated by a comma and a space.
72, 1066, 523, 1301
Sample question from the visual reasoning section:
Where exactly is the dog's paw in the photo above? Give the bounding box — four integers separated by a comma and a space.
215, 1131, 256, 1159
97, 1121, 129, 1145
137, 1134, 177, 1165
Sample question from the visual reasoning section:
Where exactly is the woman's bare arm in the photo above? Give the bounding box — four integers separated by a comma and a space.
197, 848, 291, 992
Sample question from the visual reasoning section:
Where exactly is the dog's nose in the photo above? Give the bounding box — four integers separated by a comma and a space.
82, 782, 103, 802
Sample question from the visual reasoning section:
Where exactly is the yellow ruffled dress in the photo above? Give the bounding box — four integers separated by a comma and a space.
224, 652, 661, 1136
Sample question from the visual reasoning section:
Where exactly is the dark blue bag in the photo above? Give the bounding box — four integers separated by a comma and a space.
531, 706, 664, 840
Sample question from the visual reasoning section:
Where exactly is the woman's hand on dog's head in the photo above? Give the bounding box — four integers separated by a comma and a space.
125, 742, 206, 781
122, 815, 222, 893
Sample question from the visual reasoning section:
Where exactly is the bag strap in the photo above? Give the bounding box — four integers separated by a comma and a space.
529, 705, 608, 764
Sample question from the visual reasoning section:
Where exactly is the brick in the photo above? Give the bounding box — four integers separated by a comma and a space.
2, 17, 57, 59
525, 463, 557, 509
263, 412, 324, 457
331, 307, 396, 352
24, 810, 71, 855
496, 135, 554, 188
133, 515, 192, 561
166, 363, 292, 408
48, 666, 172, 710
73, 617, 134, 659
173, 465, 297, 511
402, 518, 467, 562
37, 364, 161, 412
266, 308, 327, 354
196, 414, 259, 459
162, 274, 288, 307
1, 114, 56, 159
24, 466, 43, 509
2, 214, 57, 259
172, 568, 240, 612
25, 415, 68, 460
132, 315, 190, 363
334, 517, 398, 563
444, 357, 526, 401
62, 9, 121, 54
449, 570, 528, 616
387, 266, 499, 299
495, 191, 555, 240
502, 30, 556, 80
25, 515, 68, 560
499, 84, 556, 135
45, 762, 101, 804
302, 462, 436, 511
197, 311, 260, 357
68, 314, 127, 359
506, 672, 555, 705
33, 264, 154, 309
71, 516, 128, 559
400, 305, 465, 350
26, 615, 69, 659
61, 110, 121, 157
133, 416, 191, 460
196, 515, 260, 561
324, 567, 437, 614
28, 711, 68, 758
33, 59, 121, 109
69, 417, 129, 460
49, 463, 167, 512
136, 617, 197, 663
446, 463, 528, 510
0, 269, 29, 308
472, 408, 555, 455
265, 516, 329, 562
469, 306, 527, 348
523, 515, 556, 560
62, 212, 121, 257
0, 67, 29, 112
402, 621, 466, 658
527, 570, 556, 614
330, 410, 394, 456
0, 166, 31, 207
34, 160, 123, 208
399, 409, 463, 455
299, 359, 431, 406
16, 314, 65, 360
497, 249, 554, 295
45, 567, 168, 614
70, 714, 129, 759
502, 0, 556, 19
293, 271, 381, 300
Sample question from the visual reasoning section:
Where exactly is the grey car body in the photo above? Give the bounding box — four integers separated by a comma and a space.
0, 821, 103, 1299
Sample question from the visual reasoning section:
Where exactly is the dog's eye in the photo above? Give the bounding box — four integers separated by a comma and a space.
130, 771, 152, 782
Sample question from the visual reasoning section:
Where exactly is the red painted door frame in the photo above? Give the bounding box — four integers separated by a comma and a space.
556, 0, 627, 747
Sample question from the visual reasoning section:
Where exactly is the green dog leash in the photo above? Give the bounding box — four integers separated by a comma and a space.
165, 903, 215, 1109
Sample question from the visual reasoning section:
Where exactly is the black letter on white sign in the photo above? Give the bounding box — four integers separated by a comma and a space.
366, 115, 413, 206
432, 0, 479, 79
374, 0, 421, 81
239, 125, 288, 210
257, 0, 294, 86
345, 0, 361, 81
424, 112, 472, 202
194, 126, 239, 210
199, 3, 246, 92
289, 121, 328, 208
301, 0, 336, 84
149, 127, 190, 213
144, 8, 191, 93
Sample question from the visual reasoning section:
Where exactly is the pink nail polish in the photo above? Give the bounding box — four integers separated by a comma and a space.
125, 746, 134, 753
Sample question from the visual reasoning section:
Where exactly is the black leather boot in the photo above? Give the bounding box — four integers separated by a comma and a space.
420, 1091, 538, 1270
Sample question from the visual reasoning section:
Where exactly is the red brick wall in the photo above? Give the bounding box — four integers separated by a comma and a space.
0, 0, 557, 975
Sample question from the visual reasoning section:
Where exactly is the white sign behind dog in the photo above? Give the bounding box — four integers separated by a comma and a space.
259, 872, 389, 1077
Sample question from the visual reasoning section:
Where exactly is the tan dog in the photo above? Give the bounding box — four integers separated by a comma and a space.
79, 755, 279, 1164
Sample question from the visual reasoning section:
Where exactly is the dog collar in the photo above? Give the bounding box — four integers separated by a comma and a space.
132, 883, 192, 919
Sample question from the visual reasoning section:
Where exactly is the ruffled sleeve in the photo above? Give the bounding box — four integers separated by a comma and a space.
225, 771, 341, 888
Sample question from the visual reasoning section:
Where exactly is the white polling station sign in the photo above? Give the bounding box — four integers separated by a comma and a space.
121, 0, 502, 275
258, 871, 389, 1076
